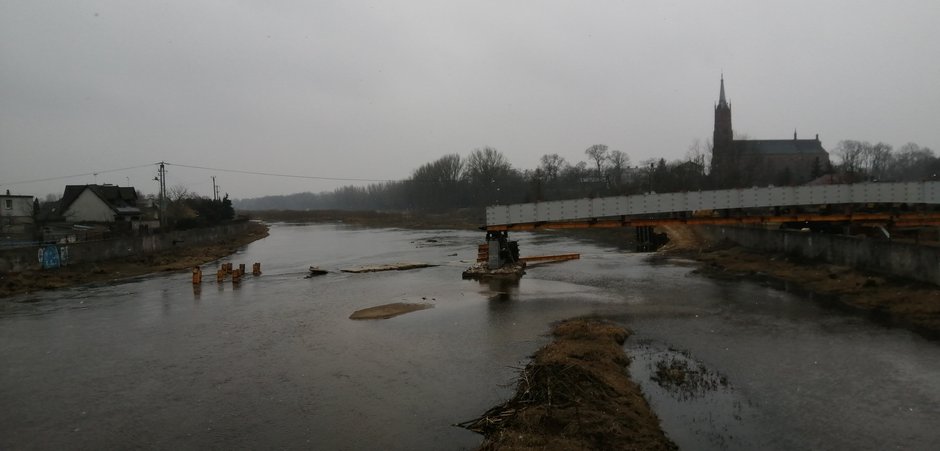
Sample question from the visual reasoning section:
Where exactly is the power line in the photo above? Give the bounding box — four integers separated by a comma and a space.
163, 162, 395, 183
1, 161, 398, 190
0, 163, 158, 187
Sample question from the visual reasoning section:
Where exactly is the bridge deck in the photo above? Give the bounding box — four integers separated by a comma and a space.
485, 182, 940, 231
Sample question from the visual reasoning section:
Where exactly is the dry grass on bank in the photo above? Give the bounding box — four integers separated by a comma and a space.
659, 224, 940, 338
459, 319, 676, 451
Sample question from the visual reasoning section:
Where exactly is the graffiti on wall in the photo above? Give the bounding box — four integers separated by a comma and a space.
38, 245, 68, 270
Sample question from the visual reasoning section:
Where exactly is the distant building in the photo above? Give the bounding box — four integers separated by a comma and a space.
710, 76, 830, 187
0, 190, 35, 241
59, 184, 142, 224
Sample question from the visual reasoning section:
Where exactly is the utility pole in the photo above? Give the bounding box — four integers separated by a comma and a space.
212, 176, 219, 201
155, 162, 166, 229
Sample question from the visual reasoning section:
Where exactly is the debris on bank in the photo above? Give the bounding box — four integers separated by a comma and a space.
461, 261, 526, 280
340, 262, 437, 273
457, 319, 676, 450
306, 266, 329, 278
349, 302, 433, 320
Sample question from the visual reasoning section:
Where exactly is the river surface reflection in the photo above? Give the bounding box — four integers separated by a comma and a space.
2, 223, 938, 450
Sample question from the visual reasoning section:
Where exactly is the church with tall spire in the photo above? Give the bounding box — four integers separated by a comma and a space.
710, 76, 829, 188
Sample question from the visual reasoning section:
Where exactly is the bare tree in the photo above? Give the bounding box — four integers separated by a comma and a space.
833, 140, 865, 178
412, 154, 463, 184
539, 153, 567, 181
165, 184, 196, 226
686, 139, 711, 174
584, 144, 609, 179
166, 184, 192, 203
463, 147, 519, 206
887, 143, 937, 181
606, 150, 630, 188
864, 142, 892, 181
835, 140, 893, 181
409, 154, 465, 211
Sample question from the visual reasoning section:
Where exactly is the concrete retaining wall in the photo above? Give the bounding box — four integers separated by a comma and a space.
0, 222, 255, 273
700, 226, 940, 285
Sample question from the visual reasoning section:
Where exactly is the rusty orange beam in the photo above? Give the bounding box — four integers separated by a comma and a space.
485, 212, 940, 232
519, 253, 581, 264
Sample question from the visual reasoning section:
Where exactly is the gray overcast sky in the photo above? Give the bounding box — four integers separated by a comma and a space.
2, 0, 939, 199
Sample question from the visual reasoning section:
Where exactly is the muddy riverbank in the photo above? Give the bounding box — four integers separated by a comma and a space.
659, 224, 940, 338
461, 319, 676, 450
0, 222, 269, 301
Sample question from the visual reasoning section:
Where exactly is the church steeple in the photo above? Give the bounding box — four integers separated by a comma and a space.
714, 75, 733, 145
712, 75, 734, 183
719, 74, 728, 107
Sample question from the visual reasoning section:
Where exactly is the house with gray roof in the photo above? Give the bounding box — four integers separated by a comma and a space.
58, 184, 142, 224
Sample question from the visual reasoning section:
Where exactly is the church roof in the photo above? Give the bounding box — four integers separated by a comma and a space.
734, 139, 827, 156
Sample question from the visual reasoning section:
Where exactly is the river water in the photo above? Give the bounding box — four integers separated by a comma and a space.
2, 223, 938, 450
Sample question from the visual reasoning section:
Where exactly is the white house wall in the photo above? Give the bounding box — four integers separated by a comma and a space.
0, 197, 33, 220
64, 189, 115, 222
0, 197, 34, 235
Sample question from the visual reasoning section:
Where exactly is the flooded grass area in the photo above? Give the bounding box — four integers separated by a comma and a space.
628, 340, 757, 450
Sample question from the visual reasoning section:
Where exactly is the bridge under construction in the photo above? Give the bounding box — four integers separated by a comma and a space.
476, 181, 940, 270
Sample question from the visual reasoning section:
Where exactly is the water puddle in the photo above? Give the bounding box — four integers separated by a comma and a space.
628, 339, 760, 450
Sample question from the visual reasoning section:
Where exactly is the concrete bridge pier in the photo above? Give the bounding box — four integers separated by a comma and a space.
485, 231, 519, 269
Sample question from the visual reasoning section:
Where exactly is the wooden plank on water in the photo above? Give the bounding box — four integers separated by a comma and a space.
519, 253, 580, 264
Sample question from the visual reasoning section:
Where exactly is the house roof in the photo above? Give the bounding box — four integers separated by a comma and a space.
60, 185, 141, 216
734, 139, 827, 156
1, 191, 33, 199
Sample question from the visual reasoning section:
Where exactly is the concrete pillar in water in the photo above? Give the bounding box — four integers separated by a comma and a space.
487, 239, 502, 269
